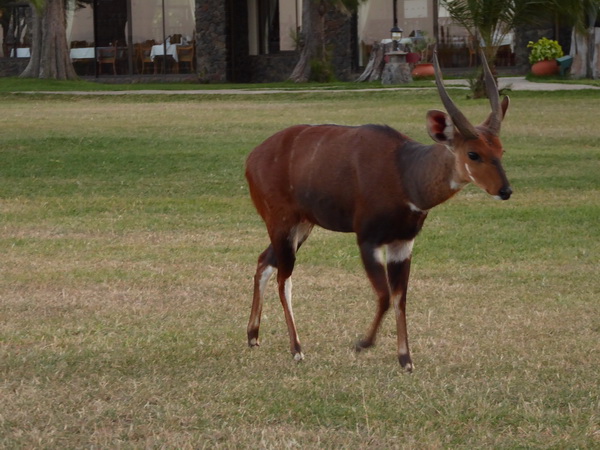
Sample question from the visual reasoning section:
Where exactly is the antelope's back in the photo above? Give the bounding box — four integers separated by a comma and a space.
246, 124, 408, 231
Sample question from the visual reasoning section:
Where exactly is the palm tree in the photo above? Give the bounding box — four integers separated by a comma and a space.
440, 0, 581, 96
441, 0, 546, 64
442, 0, 600, 82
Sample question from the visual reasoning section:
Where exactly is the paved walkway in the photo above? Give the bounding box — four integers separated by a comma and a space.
18, 76, 599, 96
448, 76, 600, 91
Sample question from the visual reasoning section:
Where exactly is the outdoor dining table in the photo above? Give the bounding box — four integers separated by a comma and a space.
150, 43, 179, 62
9, 47, 31, 58
69, 47, 95, 60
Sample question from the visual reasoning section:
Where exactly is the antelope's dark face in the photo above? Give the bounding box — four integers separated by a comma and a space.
428, 50, 512, 201
457, 128, 512, 200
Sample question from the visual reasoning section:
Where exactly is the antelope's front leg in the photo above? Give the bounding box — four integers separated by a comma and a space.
387, 240, 415, 372
355, 241, 391, 351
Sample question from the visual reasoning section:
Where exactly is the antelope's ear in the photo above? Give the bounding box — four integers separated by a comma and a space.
426, 110, 454, 143
482, 95, 510, 128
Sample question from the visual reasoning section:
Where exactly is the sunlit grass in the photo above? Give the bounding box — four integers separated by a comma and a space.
0, 89, 599, 447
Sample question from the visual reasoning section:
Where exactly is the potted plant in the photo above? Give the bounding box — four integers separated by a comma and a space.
410, 32, 435, 78
527, 37, 564, 76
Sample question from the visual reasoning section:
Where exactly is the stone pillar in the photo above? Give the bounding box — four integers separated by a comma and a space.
381, 51, 412, 85
195, 0, 228, 82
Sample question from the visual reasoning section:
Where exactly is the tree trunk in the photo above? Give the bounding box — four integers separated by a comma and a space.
289, 0, 326, 82
570, 26, 599, 79
21, 0, 78, 80
356, 41, 390, 82
586, 12, 596, 79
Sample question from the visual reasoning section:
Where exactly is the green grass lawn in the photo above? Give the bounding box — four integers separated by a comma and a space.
0, 86, 598, 447
0, 76, 437, 93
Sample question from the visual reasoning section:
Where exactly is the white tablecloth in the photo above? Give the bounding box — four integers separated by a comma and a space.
481, 32, 515, 51
10, 48, 30, 58
150, 44, 179, 62
70, 47, 95, 60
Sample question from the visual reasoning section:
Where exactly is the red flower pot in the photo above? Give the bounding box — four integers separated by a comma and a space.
531, 59, 559, 76
411, 63, 435, 79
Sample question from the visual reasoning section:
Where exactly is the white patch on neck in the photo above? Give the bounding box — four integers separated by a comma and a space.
450, 179, 465, 190
407, 202, 423, 213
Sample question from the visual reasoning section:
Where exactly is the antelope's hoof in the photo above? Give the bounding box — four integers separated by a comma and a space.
293, 352, 305, 362
354, 339, 374, 352
398, 354, 414, 372
248, 337, 260, 348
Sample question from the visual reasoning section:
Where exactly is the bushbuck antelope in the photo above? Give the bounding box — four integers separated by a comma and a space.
245, 50, 511, 371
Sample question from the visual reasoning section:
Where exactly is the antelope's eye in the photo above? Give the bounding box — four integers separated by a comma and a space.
467, 152, 481, 161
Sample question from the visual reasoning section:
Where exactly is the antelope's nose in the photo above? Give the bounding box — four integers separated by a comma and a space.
499, 186, 512, 200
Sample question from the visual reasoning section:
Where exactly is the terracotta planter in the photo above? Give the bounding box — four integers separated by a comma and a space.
411, 62, 435, 79
531, 59, 559, 76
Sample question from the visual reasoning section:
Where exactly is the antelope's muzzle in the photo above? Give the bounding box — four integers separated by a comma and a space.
499, 186, 512, 200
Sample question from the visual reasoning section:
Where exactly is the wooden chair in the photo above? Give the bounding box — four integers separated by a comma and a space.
116, 45, 128, 73
467, 36, 477, 67
175, 45, 195, 73
97, 46, 117, 75
135, 43, 155, 74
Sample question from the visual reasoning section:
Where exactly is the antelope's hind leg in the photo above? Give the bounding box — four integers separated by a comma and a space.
248, 223, 313, 361
272, 224, 313, 361
247, 245, 276, 348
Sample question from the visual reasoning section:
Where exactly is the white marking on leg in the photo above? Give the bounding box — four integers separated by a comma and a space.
283, 277, 304, 361
283, 277, 297, 329
387, 240, 414, 264
259, 266, 275, 296
393, 294, 410, 362
397, 339, 408, 356
392, 293, 402, 318
289, 222, 313, 250
252, 265, 275, 330
373, 246, 386, 265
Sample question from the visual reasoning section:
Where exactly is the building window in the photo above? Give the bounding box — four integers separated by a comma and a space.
66, 0, 195, 75
248, 0, 300, 56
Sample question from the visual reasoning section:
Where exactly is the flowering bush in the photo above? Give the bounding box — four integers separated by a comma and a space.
527, 38, 564, 64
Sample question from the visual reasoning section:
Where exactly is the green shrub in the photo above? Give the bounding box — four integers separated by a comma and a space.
527, 37, 564, 64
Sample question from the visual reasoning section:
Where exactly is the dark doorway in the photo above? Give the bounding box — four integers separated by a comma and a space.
95, 0, 127, 46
